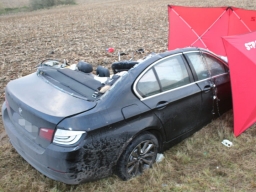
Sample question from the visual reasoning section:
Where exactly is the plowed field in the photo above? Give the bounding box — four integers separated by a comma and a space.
0, 0, 256, 191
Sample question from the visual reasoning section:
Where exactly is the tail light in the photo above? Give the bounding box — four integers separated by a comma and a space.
53, 129, 85, 145
39, 128, 54, 141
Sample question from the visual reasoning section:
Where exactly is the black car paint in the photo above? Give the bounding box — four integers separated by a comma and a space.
4, 72, 97, 148
139, 53, 202, 141
6, 73, 97, 118
2, 47, 232, 184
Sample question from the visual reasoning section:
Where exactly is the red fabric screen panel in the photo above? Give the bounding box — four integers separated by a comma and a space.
169, 6, 227, 34
222, 31, 256, 136
168, 6, 256, 56
168, 6, 228, 53
168, 6, 200, 49
229, 8, 256, 35
201, 12, 229, 55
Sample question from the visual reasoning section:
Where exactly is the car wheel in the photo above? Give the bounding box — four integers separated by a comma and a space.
116, 132, 158, 180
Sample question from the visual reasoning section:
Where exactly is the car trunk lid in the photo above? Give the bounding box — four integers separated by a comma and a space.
5, 73, 96, 148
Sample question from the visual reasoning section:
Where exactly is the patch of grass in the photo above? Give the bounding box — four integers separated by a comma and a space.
29, 0, 76, 11
0, 0, 76, 15
0, 6, 29, 15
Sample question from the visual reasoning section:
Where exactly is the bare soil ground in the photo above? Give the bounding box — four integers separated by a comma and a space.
0, 0, 256, 191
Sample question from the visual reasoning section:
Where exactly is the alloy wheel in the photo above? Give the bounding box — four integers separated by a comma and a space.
126, 140, 157, 176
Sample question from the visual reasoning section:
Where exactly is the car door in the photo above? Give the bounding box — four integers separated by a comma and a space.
184, 51, 232, 127
202, 52, 232, 115
134, 54, 202, 141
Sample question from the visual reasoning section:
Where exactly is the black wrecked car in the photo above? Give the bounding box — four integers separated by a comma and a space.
2, 47, 232, 184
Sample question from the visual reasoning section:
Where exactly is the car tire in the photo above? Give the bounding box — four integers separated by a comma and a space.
116, 132, 158, 180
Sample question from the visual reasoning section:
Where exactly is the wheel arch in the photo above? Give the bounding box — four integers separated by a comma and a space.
145, 128, 164, 152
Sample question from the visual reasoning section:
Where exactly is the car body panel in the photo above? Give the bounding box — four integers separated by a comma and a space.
5, 72, 97, 148
183, 50, 232, 122
6, 73, 96, 118
142, 84, 202, 141
133, 53, 203, 141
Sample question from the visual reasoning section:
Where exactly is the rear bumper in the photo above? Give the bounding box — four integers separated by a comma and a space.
2, 102, 102, 184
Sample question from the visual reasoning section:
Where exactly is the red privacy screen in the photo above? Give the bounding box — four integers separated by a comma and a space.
168, 6, 256, 55
222, 31, 256, 136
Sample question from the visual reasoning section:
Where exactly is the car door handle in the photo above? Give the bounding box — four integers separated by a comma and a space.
156, 101, 169, 110
203, 85, 212, 93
